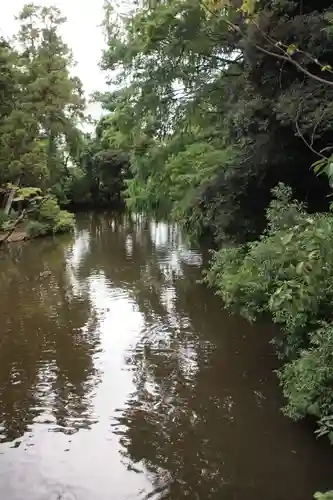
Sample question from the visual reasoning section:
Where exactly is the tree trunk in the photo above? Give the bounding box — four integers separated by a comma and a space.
4, 176, 21, 215
4, 185, 17, 215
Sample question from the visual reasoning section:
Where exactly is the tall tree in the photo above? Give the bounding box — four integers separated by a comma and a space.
0, 3, 87, 216
97, 0, 333, 241
15, 4, 86, 189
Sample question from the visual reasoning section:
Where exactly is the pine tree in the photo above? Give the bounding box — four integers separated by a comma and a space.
16, 4, 86, 189
0, 3, 87, 214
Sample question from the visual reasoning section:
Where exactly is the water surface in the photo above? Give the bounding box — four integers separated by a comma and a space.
0, 212, 332, 500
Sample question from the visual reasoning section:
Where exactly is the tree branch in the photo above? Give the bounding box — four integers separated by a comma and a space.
295, 97, 328, 160
0, 208, 27, 245
0, 196, 48, 247
198, 0, 333, 88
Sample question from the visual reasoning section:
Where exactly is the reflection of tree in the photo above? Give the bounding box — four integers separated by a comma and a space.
74, 212, 199, 327
2, 212, 331, 498
0, 236, 100, 443
76, 213, 333, 500
112, 331, 230, 500
72, 213, 227, 497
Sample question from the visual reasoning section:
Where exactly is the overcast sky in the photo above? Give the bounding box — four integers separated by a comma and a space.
1, 0, 108, 123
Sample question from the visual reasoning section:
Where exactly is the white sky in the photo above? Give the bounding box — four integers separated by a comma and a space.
1, 0, 108, 124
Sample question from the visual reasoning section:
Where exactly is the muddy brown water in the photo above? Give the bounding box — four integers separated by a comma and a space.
0, 212, 332, 500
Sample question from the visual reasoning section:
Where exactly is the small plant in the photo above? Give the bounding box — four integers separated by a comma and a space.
0, 209, 21, 232
279, 322, 333, 438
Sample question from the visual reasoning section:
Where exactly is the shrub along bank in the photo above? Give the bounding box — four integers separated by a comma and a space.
0, 191, 75, 243
205, 183, 333, 442
25, 195, 75, 237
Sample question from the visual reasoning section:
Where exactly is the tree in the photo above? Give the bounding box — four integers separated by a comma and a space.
70, 122, 130, 208
15, 4, 86, 189
0, 3, 88, 225
98, 0, 333, 242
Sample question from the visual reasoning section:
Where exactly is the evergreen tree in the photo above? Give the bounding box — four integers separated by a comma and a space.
15, 4, 86, 190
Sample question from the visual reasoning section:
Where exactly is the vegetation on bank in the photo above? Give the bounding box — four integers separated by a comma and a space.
205, 183, 333, 441
0, 0, 332, 495
1, 0, 333, 484
92, 0, 333, 456
0, 3, 129, 243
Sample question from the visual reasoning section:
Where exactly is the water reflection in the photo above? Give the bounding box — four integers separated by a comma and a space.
0, 237, 100, 445
0, 212, 332, 500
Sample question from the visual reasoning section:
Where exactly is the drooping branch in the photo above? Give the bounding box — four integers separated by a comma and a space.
197, 0, 333, 171
295, 103, 326, 159
198, 0, 333, 88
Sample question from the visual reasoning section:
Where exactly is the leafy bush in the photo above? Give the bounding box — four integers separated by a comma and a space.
52, 210, 75, 234
26, 196, 75, 237
205, 183, 333, 439
280, 322, 333, 440
25, 220, 49, 237
37, 195, 61, 222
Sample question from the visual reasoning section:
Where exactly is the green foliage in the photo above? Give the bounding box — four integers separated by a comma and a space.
0, 206, 22, 231
97, 0, 332, 243
0, 5, 86, 192
206, 183, 333, 439
25, 209, 74, 237
315, 492, 333, 500
0, 4, 127, 233
167, 143, 234, 217
52, 210, 75, 234
280, 323, 333, 438
13, 187, 42, 202
25, 195, 75, 237
36, 196, 74, 233
37, 196, 61, 222
0, 4, 103, 229
25, 220, 49, 237
65, 128, 130, 208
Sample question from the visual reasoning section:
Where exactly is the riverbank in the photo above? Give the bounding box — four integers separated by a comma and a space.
0, 197, 76, 245
205, 184, 333, 446
0, 229, 29, 243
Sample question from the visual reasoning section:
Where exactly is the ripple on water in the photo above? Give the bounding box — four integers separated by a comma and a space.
0, 213, 332, 500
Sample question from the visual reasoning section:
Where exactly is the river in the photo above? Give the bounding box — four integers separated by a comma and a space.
0, 212, 332, 500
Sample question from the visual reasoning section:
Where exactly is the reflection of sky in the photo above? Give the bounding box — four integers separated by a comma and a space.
66, 216, 202, 496
149, 220, 203, 279
125, 235, 133, 258
66, 229, 91, 298
73, 218, 202, 497
146, 219, 203, 381
82, 216, 203, 399
68, 230, 91, 269
0, 215, 205, 500
60, 217, 203, 405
